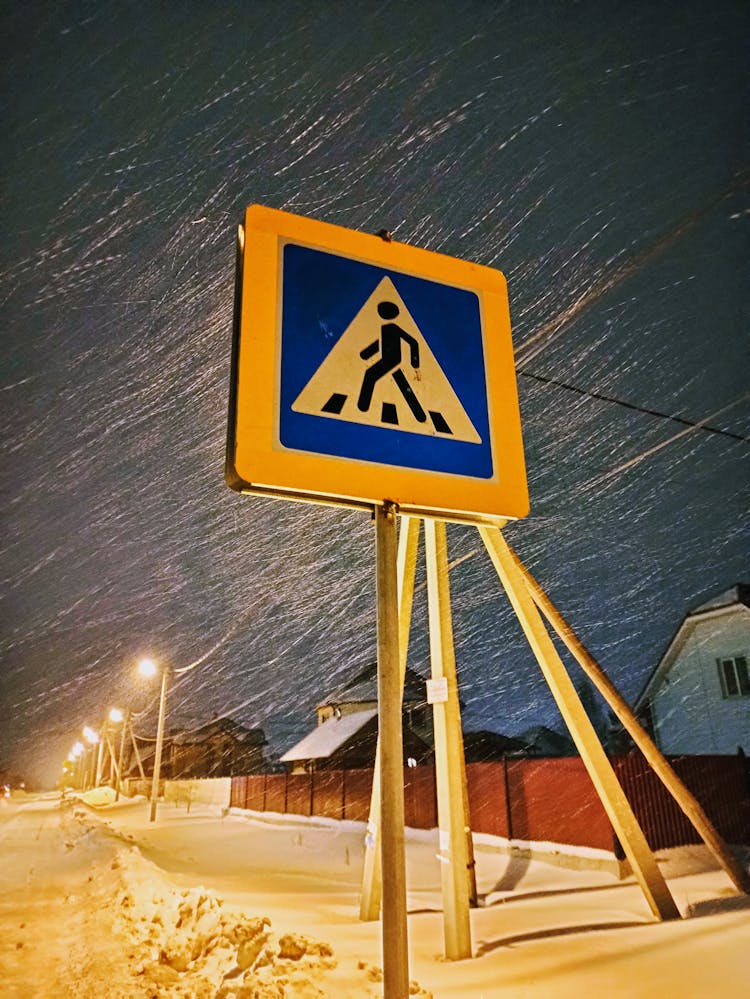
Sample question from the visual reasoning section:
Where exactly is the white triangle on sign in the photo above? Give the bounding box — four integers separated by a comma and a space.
291, 277, 481, 444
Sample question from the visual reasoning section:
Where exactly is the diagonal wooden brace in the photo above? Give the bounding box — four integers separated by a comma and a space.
479, 525, 681, 922
505, 540, 750, 896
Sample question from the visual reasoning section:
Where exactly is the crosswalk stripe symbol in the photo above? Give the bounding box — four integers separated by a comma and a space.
291, 277, 481, 444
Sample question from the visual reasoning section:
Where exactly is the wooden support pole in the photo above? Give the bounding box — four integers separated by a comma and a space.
94, 733, 105, 787
425, 518, 473, 959
374, 503, 410, 998
115, 711, 129, 801
457, 715, 479, 908
479, 525, 681, 922
84, 747, 94, 790
106, 733, 122, 790
130, 721, 146, 781
361, 516, 420, 922
107, 732, 115, 784
149, 667, 169, 823
507, 543, 750, 895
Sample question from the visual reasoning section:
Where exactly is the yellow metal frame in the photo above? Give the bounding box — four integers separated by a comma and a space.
226, 204, 529, 524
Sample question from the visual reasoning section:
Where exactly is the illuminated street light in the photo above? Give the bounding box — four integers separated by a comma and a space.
138, 658, 158, 679
83, 725, 99, 745
139, 657, 169, 822
109, 707, 124, 724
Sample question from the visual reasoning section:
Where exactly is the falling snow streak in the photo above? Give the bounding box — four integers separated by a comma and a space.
514, 173, 750, 366
0, 1, 748, 785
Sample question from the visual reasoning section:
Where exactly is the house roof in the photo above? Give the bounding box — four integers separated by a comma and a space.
517, 725, 575, 757
463, 729, 526, 761
634, 583, 750, 710
316, 662, 427, 710
687, 584, 750, 616
170, 717, 266, 747
279, 709, 377, 762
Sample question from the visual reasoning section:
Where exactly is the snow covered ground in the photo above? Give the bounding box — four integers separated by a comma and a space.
1, 792, 748, 998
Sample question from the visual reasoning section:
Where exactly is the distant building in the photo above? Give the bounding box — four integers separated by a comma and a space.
280, 662, 433, 773
635, 584, 750, 754
168, 718, 266, 778
126, 717, 266, 779
462, 729, 527, 762
516, 725, 575, 757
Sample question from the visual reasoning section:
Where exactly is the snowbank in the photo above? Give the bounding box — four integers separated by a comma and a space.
110, 843, 432, 998
82, 785, 118, 807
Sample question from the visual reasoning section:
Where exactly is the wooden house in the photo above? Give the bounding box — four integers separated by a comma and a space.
635, 584, 750, 754
280, 662, 433, 773
126, 717, 266, 779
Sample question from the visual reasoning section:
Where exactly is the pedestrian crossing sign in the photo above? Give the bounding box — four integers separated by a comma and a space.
226, 205, 528, 523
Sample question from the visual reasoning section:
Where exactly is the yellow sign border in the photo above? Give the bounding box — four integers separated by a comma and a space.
226, 204, 528, 524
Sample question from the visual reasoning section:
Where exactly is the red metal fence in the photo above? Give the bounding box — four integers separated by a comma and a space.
612, 753, 749, 850
230, 753, 750, 852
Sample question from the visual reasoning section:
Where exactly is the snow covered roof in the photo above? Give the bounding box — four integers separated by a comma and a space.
279, 709, 377, 762
634, 583, 750, 709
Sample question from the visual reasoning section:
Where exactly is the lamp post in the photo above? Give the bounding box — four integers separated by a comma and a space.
139, 658, 169, 822
106, 707, 124, 795
69, 741, 84, 789
107, 706, 126, 800
94, 719, 107, 787
83, 726, 99, 790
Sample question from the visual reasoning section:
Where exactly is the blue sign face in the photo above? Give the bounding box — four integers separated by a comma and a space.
277, 242, 494, 480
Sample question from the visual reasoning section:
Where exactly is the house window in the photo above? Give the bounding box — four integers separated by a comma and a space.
717, 656, 750, 698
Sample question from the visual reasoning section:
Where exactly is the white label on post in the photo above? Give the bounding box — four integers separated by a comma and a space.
426, 677, 449, 704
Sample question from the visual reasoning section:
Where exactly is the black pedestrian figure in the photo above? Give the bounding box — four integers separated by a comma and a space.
357, 301, 427, 422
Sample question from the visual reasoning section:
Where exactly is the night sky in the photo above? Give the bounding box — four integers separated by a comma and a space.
2, 2, 747, 786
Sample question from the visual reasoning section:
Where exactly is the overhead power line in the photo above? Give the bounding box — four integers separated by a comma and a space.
519, 370, 749, 443
581, 393, 750, 489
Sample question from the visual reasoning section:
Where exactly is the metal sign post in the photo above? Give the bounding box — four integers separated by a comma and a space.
374, 503, 410, 998
361, 516, 420, 923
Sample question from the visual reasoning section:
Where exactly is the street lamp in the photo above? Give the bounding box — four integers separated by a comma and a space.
138, 658, 169, 822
